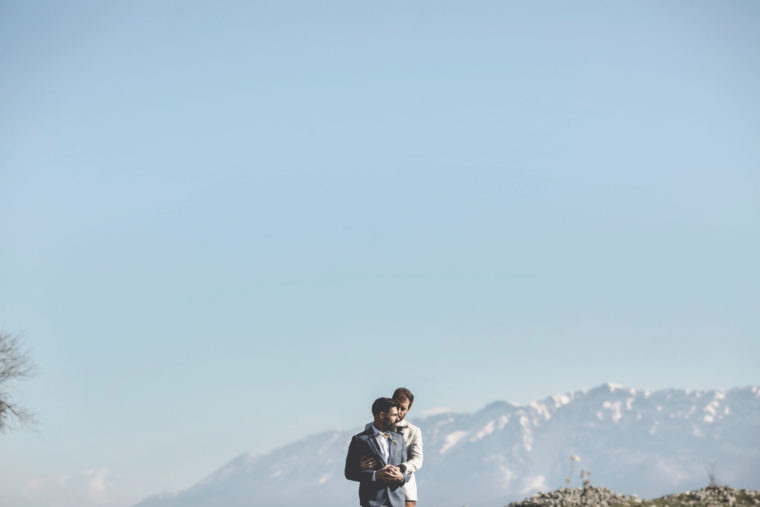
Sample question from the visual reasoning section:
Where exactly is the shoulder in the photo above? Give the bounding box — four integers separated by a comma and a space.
404, 423, 422, 443
404, 421, 421, 433
352, 426, 374, 440
347, 433, 369, 451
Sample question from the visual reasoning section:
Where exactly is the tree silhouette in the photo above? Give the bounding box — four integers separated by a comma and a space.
0, 330, 36, 432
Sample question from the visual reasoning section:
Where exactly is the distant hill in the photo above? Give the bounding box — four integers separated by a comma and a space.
135, 383, 760, 507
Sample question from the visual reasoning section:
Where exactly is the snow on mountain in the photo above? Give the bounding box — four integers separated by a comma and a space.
134, 384, 760, 507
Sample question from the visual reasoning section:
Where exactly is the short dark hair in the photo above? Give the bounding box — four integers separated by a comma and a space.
392, 387, 414, 408
372, 397, 399, 416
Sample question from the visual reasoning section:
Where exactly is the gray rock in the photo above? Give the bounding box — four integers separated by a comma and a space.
507, 485, 760, 507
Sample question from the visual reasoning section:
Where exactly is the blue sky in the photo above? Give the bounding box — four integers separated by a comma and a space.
1, 1, 758, 506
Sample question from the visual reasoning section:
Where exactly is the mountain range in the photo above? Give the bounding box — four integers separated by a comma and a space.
135, 383, 760, 507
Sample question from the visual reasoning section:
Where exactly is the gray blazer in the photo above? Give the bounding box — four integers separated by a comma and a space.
365, 421, 423, 501
345, 427, 410, 507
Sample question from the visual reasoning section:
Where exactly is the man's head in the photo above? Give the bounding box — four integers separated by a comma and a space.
392, 387, 414, 422
371, 397, 400, 431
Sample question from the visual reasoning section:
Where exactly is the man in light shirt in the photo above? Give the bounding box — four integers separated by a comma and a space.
361, 388, 423, 507
345, 398, 410, 507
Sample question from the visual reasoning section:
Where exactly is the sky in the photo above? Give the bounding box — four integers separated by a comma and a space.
1, 1, 758, 506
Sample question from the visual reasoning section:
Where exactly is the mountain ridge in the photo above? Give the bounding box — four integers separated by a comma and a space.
135, 384, 760, 507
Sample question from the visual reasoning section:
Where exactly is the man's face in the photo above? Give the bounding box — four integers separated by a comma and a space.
380, 407, 400, 430
396, 397, 410, 421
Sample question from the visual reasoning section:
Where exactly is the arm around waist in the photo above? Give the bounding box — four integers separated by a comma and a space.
401, 425, 423, 474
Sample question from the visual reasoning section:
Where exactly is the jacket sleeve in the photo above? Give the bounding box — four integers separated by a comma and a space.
401, 426, 423, 474
345, 436, 375, 483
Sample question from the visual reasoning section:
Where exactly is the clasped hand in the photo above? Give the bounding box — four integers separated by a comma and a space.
359, 456, 403, 483
376, 464, 403, 483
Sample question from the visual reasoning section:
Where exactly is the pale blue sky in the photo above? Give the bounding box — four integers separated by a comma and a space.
1, 1, 758, 506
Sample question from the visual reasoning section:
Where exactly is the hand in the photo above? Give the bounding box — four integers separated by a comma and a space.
377, 465, 403, 483
360, 455, 378, 471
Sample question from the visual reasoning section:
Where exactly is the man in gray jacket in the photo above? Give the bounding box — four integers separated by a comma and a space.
362, 388, 423, 507
346, 397, 410, 507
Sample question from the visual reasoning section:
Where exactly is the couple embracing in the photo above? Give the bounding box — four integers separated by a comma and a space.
344, 387, 424, 507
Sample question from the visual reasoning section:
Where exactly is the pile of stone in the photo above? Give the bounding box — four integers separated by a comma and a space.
656, 485, 760, 506
506, 485, 642, 506
506, 485, 760, 507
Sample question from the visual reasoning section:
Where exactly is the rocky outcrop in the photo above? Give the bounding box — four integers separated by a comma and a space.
656, 485, 760, 506
506, 485, 641, 506
507, 485, 760, 506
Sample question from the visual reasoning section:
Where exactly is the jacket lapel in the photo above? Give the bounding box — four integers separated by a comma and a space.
365, 428, 387, 467
388, 433, 398, 464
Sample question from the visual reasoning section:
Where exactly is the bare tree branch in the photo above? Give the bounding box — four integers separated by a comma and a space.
0, 330, 37, 432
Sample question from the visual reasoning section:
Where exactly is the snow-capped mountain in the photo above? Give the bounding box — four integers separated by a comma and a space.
135, 384, 760, 507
